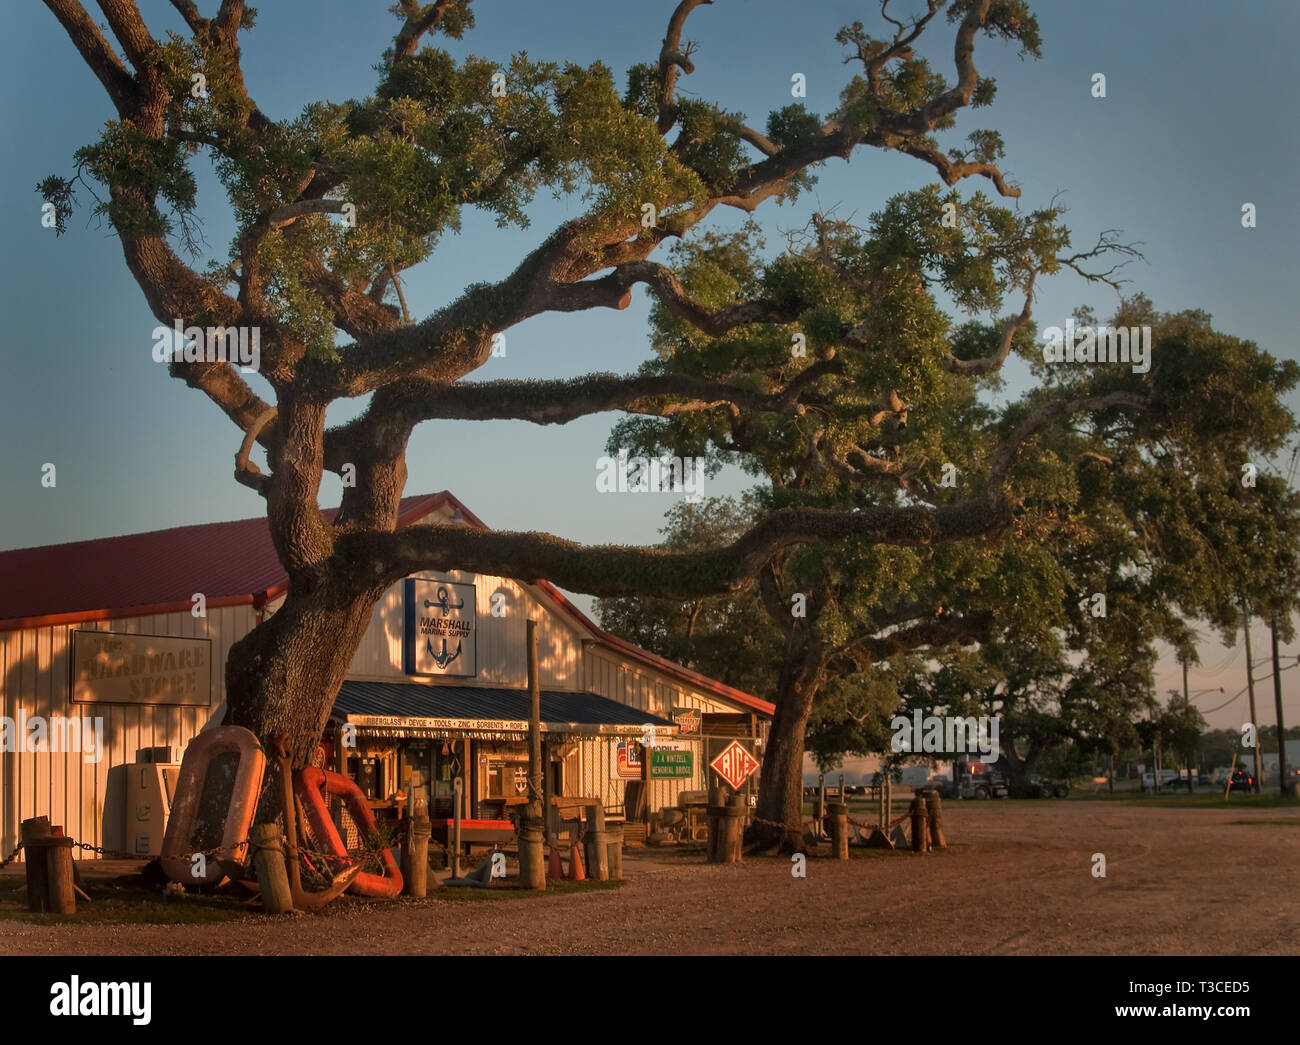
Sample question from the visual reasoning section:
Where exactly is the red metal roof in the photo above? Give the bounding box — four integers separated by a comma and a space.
0, 491, 772, 716
0, 493, 462, 630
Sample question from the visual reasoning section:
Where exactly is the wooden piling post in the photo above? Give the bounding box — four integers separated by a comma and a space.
909, 795, 929, 853
583, 802, 609, 881
249, 823, 293, 913
726, 794, 746, 862
403, 815, 431, 897
827, 802, 849, 860
451, 776, 463, 880
517, 620, 547, 891
706, 781, 722, 862
926, 790, 947, 850
21, 817, 52, 913
606, 824, 623, 881
709, 794, 745, 864
45, 837, 76, 915
518, 817, 546, 890
812, 778, 825, 842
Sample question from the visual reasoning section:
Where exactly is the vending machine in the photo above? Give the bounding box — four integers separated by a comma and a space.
125, 748, 181, 857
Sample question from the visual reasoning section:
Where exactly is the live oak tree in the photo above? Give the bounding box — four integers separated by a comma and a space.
42, 0, 1079, 773
889, 303, 1300, 790
596, 494, 999, 847
599, 153, 1167, 848
604, 243, 1298, 844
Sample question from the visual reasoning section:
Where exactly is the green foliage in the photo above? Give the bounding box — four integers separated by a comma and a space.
73, 123, 197, 240
36, 176, 76, 236
602, 191, 1300, 771
765, 104, 823, 150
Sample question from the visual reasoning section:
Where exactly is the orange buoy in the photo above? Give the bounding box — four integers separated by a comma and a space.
296, 767, 403, 899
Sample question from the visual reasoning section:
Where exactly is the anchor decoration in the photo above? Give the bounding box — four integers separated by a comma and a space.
424, 585, 465, 616
427, 636, 463, 669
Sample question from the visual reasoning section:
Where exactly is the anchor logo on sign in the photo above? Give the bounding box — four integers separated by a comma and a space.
424, 586, 465, 617
427, 637, 462, 669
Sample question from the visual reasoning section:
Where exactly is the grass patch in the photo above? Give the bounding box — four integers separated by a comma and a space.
1228, 818, 1300, 826
1068, 791, 1300, 810
0, 868, 626, 921
0, 876, 251, 926
427, 878, 625, 902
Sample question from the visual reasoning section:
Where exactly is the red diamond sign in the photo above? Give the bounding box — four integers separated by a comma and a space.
709, 741, 761, 791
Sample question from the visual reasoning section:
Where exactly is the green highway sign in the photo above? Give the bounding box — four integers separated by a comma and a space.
649, 748, 694, 779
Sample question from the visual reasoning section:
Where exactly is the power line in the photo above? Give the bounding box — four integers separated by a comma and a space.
1198, 644, 1241, 677
1196, 657, 1300, 714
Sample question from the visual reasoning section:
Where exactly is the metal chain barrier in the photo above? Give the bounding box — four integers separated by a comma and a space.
749, 806, 913, 839
750, 814, 804, 834
0, 842, 23, 870
845, 811, 912, 832
72, 839, 239, 862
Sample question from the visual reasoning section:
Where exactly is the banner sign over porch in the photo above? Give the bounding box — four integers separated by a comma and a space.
403, 578, 477, 677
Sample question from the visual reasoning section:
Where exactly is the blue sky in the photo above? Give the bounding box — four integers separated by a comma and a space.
2, 0, 1298, 729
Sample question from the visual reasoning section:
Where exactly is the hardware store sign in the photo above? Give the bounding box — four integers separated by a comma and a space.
72, 631, 212, 706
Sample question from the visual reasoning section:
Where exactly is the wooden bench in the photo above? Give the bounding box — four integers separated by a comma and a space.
430, 818, 515, 851
549, 797, 624, 842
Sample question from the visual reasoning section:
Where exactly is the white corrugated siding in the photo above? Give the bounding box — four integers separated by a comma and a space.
347, 574, 583, 688
1, 604, 256, 858
576, 647, 753, 812
2, 572, 763, 857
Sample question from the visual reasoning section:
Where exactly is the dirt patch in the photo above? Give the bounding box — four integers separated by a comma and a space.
2, 802, 1296, 955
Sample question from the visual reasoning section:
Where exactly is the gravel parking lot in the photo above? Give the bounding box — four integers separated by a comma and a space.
2, 801, 1297, 955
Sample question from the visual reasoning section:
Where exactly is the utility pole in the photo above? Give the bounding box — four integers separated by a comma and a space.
1270, 618, 1290, 798
518, 619, 546, 889
1182, 657, 1193, 793
1244, 607, 1264, 792
1152, 706, 1161, 796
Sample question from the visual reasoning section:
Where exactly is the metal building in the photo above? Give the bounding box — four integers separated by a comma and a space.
0, 492, 771, 858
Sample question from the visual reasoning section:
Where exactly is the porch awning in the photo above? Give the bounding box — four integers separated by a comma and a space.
331, 679, 677, 740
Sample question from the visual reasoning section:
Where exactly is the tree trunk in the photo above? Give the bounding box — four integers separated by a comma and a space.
746, 637, 825, 854
223, 581, 387, 766
995, 737, 1042, 793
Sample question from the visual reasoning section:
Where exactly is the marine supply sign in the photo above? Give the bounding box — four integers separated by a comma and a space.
404, 578, 477, 677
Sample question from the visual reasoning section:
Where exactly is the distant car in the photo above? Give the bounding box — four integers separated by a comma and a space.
1228, 768, 1254, 793
1141, 770, 1182, 791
